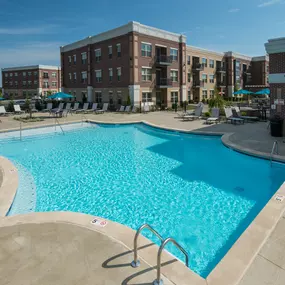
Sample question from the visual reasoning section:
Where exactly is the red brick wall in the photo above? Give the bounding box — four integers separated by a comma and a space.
269, 53, 285, 74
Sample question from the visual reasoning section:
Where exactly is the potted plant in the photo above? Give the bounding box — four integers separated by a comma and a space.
270, 113, 283, 137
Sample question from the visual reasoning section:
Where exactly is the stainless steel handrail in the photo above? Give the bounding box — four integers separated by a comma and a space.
270, 141, 278, 167
153, 238, 189, 285
131, 224, 163, 268
54, 118, 65, 135
81, 115, 88, 126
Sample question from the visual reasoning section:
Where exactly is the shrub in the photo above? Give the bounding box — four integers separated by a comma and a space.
6, 100, 14, 112
204, 111, 210, 117
35, 100, 42, 111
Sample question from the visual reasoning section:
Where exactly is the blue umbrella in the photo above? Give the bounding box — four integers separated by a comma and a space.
233, 89, 254, 95
47, 92, 74, 100
255, 88, 270, 95
0, 98, 5, 101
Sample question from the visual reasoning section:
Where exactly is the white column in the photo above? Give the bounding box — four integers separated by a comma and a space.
228, 86, 234, 97
2, 88, 4, 97
87, 86, 93, 102
128, 85, 140, 105
37, 88, 42, 96
181, 85, 187, 101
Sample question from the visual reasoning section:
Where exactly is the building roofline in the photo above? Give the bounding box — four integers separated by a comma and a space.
60, 21, 186, 53
265, 37, 285, 54
186, 45, 224, 57
2, 65, 61, 72
224, 51, 252, 61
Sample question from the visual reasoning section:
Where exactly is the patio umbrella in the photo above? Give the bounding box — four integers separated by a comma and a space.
0, 98, 5, 101
233, 89, 254, 95
47, 92, 74, 100
255, 88, 270, 95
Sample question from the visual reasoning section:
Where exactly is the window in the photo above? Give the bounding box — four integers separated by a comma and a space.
43, 81, 49, 88
52, 81, 57, 87
68, 56, 72, 64
73, 54, 76, 64
95, 91, 102, 103
9, 73, 13, 77
34, 71, 38, 76
142, 68, 152, 81
188, 89, 191, 101
117, 91, 122, 104
117, 67, 121, 81
209, 59, 214, 68
209, 74, 214, 83
95, 49, 101, 62
142, 92, 152, 103
5, 73, 8, 77
141, 43, 152, 57
187, 72, 191, 83
202, 58, 207, 67
14, 81, 18, 86
81, 52, 87, 64
28, 72, 32, 76
23, 72, 26, 77
95, 70, 102, 83
34, 80, 38, 85
210, 90, 214, 98
170, 70, 178, 82
187, 55, 191, 65
170, 48, 178, 61
202, 89, 208, 99
108, 46, 112, 59
43, 72, 49, 78
171, 91, 178, 103
69, 73, 72, 80
9, 81, 12, 86
81, 71, 87, 83
14, 72, 18, 77
52, 72, 57, 78
202, 74, 208, 83
28, 81, 32, 86
23, 81, 26, 86
109, 68, 113, 82
109, 91, 114, 104
117, 43, 121, 57
73, 72, 77, 81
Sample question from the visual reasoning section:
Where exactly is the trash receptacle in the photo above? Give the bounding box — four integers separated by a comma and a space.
270, 115, 283, 137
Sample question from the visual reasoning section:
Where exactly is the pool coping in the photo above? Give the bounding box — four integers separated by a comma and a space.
1, 121, 285, 285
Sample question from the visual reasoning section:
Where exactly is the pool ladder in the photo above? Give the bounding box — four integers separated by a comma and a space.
54, 118, 65, 135
131, 224, 189, 285
270, 141, 278, 167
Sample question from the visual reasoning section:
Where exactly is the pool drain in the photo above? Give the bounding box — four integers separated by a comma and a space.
235, 186, 244, 192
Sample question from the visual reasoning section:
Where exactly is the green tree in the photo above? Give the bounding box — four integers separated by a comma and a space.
234, 83, 239, 92
209, 87, 225, 110
126, 95, 131, 106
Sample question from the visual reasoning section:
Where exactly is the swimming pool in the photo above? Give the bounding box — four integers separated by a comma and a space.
1, 123, 284, 278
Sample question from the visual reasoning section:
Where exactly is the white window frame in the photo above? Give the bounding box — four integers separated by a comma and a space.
52, 72, 57, 78
202, 89, 208, 98
68, 56, 72, 63
14, 72, 18, 77
34, 80, 38, 85
9, 73, 13, 77
202, 74, 208, 83
52, 81, 57, 87
170, 69, 178, 82
141, 42, 152, 57
27, 80, 32, 86
109, 68, 113, 81
117, 43, 121, 57
81, 71, 87, 83
34, 71, 38, 76
117, 67, 121, 81
23, 72, 26, 77
209, 89, 214, 98
170, 48, 178, 61
73, 72, 77, 81
5, 73, 8, 78
142, 67, 152, 81
73, 54, 76, 64
142, 92, 152, 103
95, 49, 101, 62
81, 52, 87, 64
209, 74, 214, 83
14, 81, 18, 86
95, 91, 102, 103
108, 46, 112, 59
95, 69, 102, 83
187, 55, 191, 65
69, 73, 72, 80
28, 72, 32, 76
171, 91, 178, 103
187, 72, 191, 83
209, 59, 215, 68
202, 58, 207, 67
23, 81, 26, 86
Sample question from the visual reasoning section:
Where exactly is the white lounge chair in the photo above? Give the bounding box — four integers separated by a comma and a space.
206, 108, 220, 124
143, 104, 150, 113
224, 107, 244, 125
85, 103, 98, 113
70, 102, 79, 113
76, 103, 89, 113
50, 102, 64, 116
125, 106, 131, 113
132, 106, 137, 113
233, 106, 259, 122
117, 105, 125, 112
43, 103, 53, 112
0, 106, 12, 116
65, 103, 71, 111
182, 105, 203, 121
96, 103, 108, 114
14, 105, 25, 114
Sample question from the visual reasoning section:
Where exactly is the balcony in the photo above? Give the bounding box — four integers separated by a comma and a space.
155, 55, 173, 66
217, 81, 226, 87
192, 81, 204, 88
43, 85, 50, 89
156, 78, 173, 88
244, 68, 252, 75
192, 63, 204, 71
43, 75, 49, 79
216, 66, 226, 73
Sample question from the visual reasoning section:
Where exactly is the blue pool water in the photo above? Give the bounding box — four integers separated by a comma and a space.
1, 123, 285, 277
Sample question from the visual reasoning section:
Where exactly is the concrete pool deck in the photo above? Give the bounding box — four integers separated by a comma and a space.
1, 111, 285, 284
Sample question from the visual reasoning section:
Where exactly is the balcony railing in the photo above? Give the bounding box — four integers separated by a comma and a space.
156, 78, 173, 88
43, 85, 50, 88
217, 81, 226, 87
216, 66, 226, 73
192, 81, 204, 88
155, 55, 173, 65
192, 63, 204, 71
43, 75, 49, 79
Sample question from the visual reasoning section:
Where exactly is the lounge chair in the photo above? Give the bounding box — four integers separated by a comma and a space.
0, 106, 12, 116
182, 105, 203, 121
233, 106, 259, 122
30, 104, 38, 113
43, 103, 53, 112
50, 103, 64, 116
76, 103, 89, 113
70, 102, 79, 113
206, 108, 220, 124
224, 107, 244, 125
65, 103, 71, 111
95, 103, 108, 114
117, 105, 125, 112
85, 103, 98, 113
132, 106, 137, 113
125, 106, 131, 113
14, 104, 25, 114
143, 105, 150, 113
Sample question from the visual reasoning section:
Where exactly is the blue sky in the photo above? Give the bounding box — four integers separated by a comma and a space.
0, 0, 284, 85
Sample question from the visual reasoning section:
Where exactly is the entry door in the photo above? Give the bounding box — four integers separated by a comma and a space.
156, 69, 161, 83
156, 47, 161, 57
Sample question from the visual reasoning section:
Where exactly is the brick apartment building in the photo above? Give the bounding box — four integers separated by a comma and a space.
60, 21, 269, 105
1, 65, 61, 99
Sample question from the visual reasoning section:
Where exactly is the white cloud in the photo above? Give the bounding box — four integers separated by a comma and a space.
258, 0, 281, 7
228, 8, 240, 13
0, 24, 58, 35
